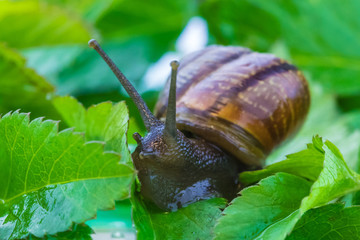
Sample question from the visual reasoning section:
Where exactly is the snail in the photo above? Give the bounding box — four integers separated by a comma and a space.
89, 40, 310, 211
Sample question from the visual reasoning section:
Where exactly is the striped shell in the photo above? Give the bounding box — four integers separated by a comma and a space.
154, 46, 310, 167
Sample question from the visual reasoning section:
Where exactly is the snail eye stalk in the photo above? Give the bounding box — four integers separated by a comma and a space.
164, 60, 179, 140
88, 39, 160, 131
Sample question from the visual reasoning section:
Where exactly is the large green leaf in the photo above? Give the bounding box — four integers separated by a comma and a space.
287, 204, 360, 240
0, 111, 134, 239
214, 173, 311, 240
0, 0, 94, 48
132, 190, 226, 240
0, 43, 60, 120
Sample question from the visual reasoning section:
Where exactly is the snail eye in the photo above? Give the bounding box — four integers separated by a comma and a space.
133, 132, 143, 144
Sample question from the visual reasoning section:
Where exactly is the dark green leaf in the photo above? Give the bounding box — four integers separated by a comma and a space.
214, 173, 311, 240
287, 204, 360, 240
132, 190, 226, 240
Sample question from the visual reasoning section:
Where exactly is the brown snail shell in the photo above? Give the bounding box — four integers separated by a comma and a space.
155, 45, 310, 167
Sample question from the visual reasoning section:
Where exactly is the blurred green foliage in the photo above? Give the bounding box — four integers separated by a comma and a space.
1, 0, 359, 131
0, 0, 360, 238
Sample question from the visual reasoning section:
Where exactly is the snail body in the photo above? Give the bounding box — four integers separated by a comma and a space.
89, 41, 310, 211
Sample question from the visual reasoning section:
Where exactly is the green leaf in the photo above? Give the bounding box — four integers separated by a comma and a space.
29, 224, 93, 240
214, 173, 312, 240
0, 0, 94, 48
132, 189, 226, 240
240, 136, 324, 185
254, 210, 301, 240
218, 138, 360, 239
300, 141, 360, 212
0, 43, 61, 120
0, 111, 134, 239
287, 204, 360, 240
52, 96, 130, 163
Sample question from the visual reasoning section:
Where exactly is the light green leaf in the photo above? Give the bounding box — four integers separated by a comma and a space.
287, 204, 360, 240
132, 189, 226, 240
300, 141, 360, 212
0, 0, 94, 48
240, 136, 324, 185
0, 112, 134, 239
52, 96, 130, 163
214, 173, 311, 240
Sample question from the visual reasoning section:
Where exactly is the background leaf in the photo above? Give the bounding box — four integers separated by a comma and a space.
250, 0, 360, 96
0, 0, 94, 48
0, 43, 58, 119
199, 0, 280, 51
